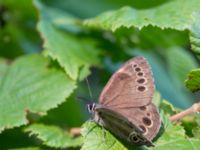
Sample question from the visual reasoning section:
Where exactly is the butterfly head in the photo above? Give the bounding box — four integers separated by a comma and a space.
87, 103, 96, 113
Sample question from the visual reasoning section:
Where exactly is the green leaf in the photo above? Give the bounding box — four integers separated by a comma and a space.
160, 100, 178, 116
0, 58, 9, 83
84, 0, 200, 31
81, 100, 200, 150
81, 122, 133, 150
9, 147, 41, 150
0, 54, 76, 132
192, 127, 200, 138
40, 96, 84, 127
34, 0, 100, 80
190, 12, 200, 57
83, 0, 200, 58
25, 124, 82, 148
185, 69, 200, 92
0, 0, 40, 57
151, 123, 200, 150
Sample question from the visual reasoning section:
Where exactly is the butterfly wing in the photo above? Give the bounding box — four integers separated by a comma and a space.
99, 57, 154, 108
108, 103, 161, 140
94, 105, 154, 147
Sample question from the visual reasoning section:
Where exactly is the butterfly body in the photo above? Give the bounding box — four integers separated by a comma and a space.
88, 57, 161, 147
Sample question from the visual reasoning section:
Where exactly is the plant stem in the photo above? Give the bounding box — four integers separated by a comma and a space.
70, 127, 81, 136
170, 103, 200, 122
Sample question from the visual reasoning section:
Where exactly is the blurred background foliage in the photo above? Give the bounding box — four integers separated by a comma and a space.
0, 0, 199, 149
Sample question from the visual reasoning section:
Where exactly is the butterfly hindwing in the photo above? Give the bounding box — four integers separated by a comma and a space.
95, 105, 154, 147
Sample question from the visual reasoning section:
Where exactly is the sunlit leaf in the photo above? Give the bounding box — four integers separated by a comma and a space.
0, 54, 76, 132
84, 0, 200, 31
151, 123, 200, 150
81, 122, 133, 150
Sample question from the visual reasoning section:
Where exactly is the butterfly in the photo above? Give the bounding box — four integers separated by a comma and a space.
87, 57, 161, 147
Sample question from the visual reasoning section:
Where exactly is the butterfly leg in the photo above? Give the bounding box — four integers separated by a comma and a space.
100, 125, 107, 143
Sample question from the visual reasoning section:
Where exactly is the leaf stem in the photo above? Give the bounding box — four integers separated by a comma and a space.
170, 103, 200, 122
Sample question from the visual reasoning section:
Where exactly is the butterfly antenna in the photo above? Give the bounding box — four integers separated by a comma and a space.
86, 77, 93, 101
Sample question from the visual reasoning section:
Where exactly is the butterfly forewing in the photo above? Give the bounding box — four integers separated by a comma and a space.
99, 57, 155, 108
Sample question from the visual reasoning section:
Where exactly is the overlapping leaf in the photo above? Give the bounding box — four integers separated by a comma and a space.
25, 124, 82, 148
34, 0, 100, 80
185, 69, 200, 92
151, 124, 200, 150
81, 122, 131, 150
83, 0, 200, 59
84, 0, 200, 31
0, 54, 76, 132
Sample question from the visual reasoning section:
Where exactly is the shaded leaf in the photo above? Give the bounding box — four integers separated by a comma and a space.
9, 147, 41, 150
0, 58, 9, 83
0, 54, 76, 132
160, 100, 178, 116
40, 96, 84, 127
0, 0, 40, 57
34, 0, 100, 80
25, 124, 82, 148
185, 69, 200, 92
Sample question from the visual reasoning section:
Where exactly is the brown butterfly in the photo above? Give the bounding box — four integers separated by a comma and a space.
88, 57, 161, 147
